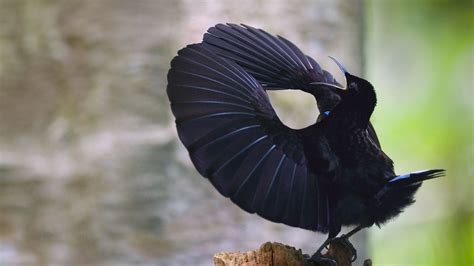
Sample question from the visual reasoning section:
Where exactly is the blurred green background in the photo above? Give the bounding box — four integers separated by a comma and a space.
0, 0, 472, 265
367, 1, 473, 265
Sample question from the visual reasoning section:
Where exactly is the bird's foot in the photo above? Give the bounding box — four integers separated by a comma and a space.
305, 252, 337, 266
329, 235, 357, 262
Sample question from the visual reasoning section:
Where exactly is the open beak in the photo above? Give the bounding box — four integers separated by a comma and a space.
328, 56, 350, 76
329, 56, 354, 90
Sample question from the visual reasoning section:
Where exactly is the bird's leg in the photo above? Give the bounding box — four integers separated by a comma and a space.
328, 225, 364, 262
313, 237, 332, 257
308, 236, 337, 266
342, 224, 364, 239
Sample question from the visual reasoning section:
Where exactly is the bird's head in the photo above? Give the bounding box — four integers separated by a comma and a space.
329, 56, 377, 116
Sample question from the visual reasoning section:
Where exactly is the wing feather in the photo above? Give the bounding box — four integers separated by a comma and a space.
167, 44, 331, 231
203, 23, 341, 90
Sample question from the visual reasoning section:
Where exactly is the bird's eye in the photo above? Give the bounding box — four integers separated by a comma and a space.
348, 82, 358, 90
323, 111, 330, 116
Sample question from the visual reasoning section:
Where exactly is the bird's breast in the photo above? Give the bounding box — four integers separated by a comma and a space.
327, 129, 379, 165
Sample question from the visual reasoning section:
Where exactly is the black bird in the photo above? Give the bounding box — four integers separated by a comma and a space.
166, 23, 445, 262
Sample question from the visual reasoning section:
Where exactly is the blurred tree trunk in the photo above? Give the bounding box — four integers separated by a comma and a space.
0, 0, 366, 265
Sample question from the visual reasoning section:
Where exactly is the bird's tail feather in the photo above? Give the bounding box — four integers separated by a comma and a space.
388, 169, 445, 186
372, 169, 445, 225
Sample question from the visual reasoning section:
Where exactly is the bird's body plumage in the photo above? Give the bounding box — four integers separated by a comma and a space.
166, 23, 444, 255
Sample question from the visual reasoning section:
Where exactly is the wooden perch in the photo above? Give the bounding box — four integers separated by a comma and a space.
214, 242, 372, 266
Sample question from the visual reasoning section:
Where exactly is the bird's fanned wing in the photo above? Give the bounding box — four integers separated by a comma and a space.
167, 44, 331, 231
202, 23, 341, 91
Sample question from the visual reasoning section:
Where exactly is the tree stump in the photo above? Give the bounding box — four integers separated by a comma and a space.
214, 242, 372, 266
